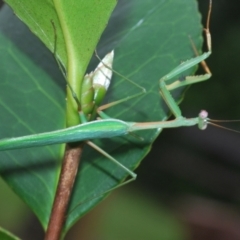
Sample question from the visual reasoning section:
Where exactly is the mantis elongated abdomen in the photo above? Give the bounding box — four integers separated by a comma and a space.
0, 119, 130, 151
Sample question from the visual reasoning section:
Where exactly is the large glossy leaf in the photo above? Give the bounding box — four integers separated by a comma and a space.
0, 0, 204, 236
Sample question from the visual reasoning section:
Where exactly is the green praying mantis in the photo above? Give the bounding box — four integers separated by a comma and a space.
0, 1, 215, 176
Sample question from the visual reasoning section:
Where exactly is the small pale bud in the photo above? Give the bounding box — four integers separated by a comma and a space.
92, 50, 114, 91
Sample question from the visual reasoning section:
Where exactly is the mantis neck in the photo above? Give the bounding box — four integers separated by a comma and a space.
130, 117, 199, 132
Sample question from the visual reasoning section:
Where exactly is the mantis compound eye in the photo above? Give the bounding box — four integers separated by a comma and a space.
198, 110, 209, 130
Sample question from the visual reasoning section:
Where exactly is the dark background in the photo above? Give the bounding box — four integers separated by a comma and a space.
1, 0, 240, 239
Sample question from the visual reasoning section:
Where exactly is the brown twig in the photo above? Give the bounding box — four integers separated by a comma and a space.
44, 143, 84, 240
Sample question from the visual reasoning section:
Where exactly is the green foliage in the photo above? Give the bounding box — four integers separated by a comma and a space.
0, 0, 203, 237
0, 227, 20, 240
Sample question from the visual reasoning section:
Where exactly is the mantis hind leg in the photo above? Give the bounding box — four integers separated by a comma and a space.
68, 140, 137, 213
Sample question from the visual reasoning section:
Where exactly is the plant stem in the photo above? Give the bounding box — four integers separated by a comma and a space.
44, 143, 84, 240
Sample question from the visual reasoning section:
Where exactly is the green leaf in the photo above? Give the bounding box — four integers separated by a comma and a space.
0, 0, 204, 236
0, 227, 20, 240
52, 0, 118, 126
5, 0, 117, 126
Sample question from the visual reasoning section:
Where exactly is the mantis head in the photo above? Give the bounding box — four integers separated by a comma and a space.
199, 110, 240, 133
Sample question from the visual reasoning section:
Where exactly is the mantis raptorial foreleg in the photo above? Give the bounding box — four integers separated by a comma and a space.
159, 0, 212, 119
